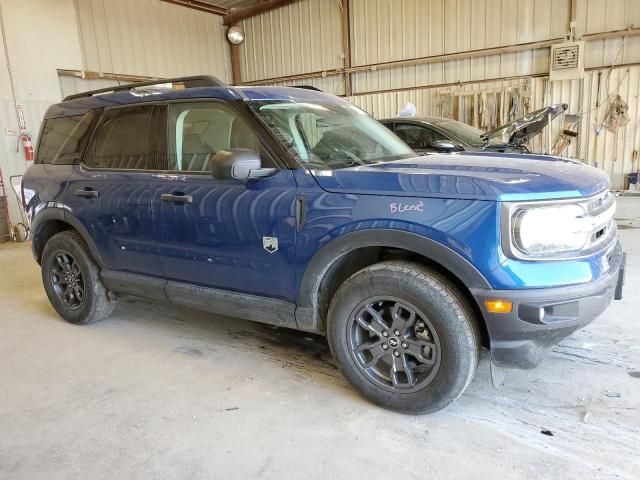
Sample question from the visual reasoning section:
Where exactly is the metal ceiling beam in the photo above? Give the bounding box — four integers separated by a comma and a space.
160, 0, 228, 16
223, 0, 300, 25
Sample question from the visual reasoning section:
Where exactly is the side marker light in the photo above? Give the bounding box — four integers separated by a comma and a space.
485, 300, 513, 313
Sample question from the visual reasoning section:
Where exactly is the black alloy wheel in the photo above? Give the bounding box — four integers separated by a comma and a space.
327, 261, 480, 414
348, 296, 441, 392
49, 251, 86, 310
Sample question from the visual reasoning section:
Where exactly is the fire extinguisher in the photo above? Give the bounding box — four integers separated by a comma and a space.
20, 133, 34, 161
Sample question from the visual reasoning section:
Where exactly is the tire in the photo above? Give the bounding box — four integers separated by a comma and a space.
327, 261, 480, 414
41, 230, 114, 325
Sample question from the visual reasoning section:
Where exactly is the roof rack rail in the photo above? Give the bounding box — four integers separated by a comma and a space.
63, 75, 227, 102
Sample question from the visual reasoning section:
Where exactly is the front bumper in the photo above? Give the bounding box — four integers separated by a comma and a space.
471, 240, 625, 369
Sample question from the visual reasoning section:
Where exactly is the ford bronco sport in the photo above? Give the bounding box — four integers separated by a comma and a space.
23, 76, 625, 414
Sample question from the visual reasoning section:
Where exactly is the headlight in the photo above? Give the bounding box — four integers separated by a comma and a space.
512, 204, 591, 256
503, 192, 617, 260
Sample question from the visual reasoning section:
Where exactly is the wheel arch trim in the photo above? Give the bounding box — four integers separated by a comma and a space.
31, 206, 105, 268
295, 229, 491, 332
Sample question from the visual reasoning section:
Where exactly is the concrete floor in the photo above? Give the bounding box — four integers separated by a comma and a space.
1, 197, 639, 480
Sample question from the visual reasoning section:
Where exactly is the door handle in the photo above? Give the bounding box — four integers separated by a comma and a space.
74, 188, 99, 198
295, 195, 306, 232
161, 193, 193, 204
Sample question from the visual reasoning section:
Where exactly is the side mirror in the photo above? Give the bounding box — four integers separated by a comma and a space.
211, 149, 276, 182
431, 140, 459, 152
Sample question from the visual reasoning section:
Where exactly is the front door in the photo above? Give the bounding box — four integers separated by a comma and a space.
150, 101, 297, 302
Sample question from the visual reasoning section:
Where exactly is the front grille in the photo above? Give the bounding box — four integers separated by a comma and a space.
583, 192, 617, 254
587, 191, 614, 216
590, 196, 603, 212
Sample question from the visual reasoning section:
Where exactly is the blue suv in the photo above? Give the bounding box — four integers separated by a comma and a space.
23, 76, 625, 414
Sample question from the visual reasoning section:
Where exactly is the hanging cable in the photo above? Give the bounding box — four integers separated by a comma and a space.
0, 2, 21, 131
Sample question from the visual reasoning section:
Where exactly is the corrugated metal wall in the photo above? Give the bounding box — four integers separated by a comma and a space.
580, 66, 640, 190
239, 0, 574, 94
75, 0, 231, 81
578, 0, 640, 67
238, 0, 343, 85
238, 0, 640, 189
350, 0, 569, 93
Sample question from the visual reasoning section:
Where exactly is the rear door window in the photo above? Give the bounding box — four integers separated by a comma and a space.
85, 105, 161, 170
36, 113, 96, 164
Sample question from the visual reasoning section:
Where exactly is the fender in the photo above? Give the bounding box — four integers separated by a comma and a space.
30, 206, 105, 268
295, 229, 491, 332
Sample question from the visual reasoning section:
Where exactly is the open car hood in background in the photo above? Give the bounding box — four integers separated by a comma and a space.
481, 103, 567, 147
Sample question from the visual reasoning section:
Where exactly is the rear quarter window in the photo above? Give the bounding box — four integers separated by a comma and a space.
36, 112, 96, 164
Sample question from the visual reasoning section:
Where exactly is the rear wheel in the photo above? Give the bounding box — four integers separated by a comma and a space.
41, 231, 114, 325
327, 261, 480, 414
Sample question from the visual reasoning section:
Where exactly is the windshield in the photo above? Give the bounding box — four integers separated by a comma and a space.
248, 100, 415, 169
430, 119, 501, 147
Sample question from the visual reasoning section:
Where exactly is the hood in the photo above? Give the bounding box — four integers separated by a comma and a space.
309, 153, 610, 202
481, 104, 567, 147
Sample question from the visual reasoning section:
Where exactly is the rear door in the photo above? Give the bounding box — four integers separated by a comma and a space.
150, 101, 298, 302
63, 104, 162, 276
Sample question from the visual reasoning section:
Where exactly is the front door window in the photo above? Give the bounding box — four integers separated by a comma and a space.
167, 102, 265, 173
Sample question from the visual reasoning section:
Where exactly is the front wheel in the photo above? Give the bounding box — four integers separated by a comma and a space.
327, 261, 480, 414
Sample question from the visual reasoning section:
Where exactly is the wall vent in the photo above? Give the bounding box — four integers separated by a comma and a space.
550, 41, 585, 81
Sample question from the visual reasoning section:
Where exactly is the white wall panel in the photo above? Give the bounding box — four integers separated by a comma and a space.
1, 0, 83, 101
76, 0, 231, 82
575, 0, 640, 35
238, 0, 343, 82
0, 0, 83, 226
240, 0, 640, 99
348, 0, 570, 94
350, 50, 552, 95
350, 0, 570, 66
576, 0, 640, 68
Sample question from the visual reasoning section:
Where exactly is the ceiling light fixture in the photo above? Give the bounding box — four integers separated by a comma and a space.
227, 26, 245, 45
